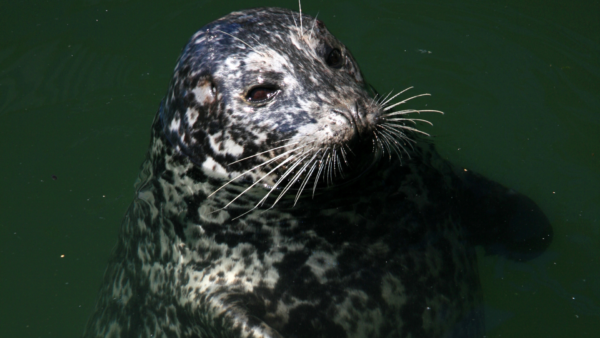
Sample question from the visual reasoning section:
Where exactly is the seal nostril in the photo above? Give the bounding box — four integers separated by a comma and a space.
332, 108, 361, 139
354, 101, 364, 126
331, 109, 353, 124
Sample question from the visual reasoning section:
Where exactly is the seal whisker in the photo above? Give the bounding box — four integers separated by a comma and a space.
332, 148, 339, 178
342, 143, 354, 157
248, 36, 273, 52
385, 118, 435, 126
253, 150, 313, 208
298, 0, 303, 37
214, 29, 265, 57
377, 89, 395, 106
290, 9, 298, 30
228, 142, 301, 165
335, 150, 345, 178
270, 149, 316, 207
381, 122, 432, 137
208, 145, 305, 199
296, 153, 320, 204
375, 131, 387, 153
378, 124, 418, 153
372, 131, 383, 155
383, 109, 444, 117
378, 127, 411, 159
340, 146, 349, 166
380, 86, 414, 107
375, 129, 394, 160
378, 123, 416, 145
326, 150, 335, 186
265, 160, 311, 208
379, 130, 404, 160
372, 93, 380, 106
220, 153, 299, 210
309, 12, 320, 39
270, 136, 302, 145
384, 93, 431, 111
323, 151, 331, 186
312, 150, 329, 196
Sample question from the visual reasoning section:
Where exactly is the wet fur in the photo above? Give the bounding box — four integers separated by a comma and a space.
83, 7, 552, 338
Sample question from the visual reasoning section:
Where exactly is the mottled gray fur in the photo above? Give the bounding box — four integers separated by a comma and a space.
83, 7, 551, 338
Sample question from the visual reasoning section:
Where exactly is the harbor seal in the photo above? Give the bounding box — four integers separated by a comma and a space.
83, 7, 552, 338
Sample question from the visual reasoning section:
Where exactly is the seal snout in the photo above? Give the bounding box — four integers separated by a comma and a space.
331, 101, 370, 140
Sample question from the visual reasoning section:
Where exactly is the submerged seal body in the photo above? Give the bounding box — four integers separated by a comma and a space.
84, 7, 551, 338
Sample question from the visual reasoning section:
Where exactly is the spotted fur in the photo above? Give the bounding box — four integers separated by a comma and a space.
83, 7, 551, 338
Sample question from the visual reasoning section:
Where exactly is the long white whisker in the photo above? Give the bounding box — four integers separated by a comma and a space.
344, 143, 355, 156
309, 12, 319, 39
340, 146, 349, 166
332, 148, 339, 178
298, 0, 303, 36
381, 86, 414, 107
208, 145, 305, 199
312, 150, 329, 196
323, 151, 330, 186
220, 154, 299, 210
248, 36, 273, 52
379, 123, 414, 143
372, 131, 384, 156
377, 130, 402, 159
296, 155, 320, 204
377, 129, 394, 160
228, 151, 310, 220
377, 89, 395, 106
269, 148, 315, 209
214, 30, 265, 57
290, 9, 298, 30
335, 151, 345, 178
384, 93, 431, 111
385, 118, 434, 126
382, 122, 431, 137
266, 151, 313, 208
228, 142, 300, 165
383, 109, 444, 117
326, 151, 334, 186
378, 127, 410, 159
230, 207, 256, 221
372, 93, 380, 105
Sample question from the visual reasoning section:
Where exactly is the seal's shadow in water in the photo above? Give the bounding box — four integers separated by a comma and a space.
83, 7, 552, 338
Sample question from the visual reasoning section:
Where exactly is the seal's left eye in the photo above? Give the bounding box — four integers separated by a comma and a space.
326, 48, 343, 68
247, 86, 279, 102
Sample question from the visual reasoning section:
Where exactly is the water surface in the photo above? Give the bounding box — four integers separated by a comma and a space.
1, 0, 598, 337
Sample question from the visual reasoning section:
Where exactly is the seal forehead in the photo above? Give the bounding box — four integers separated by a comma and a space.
161, 7, 370, 171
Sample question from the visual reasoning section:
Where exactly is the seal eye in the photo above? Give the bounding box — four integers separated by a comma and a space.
246, 86, 279, 103
326, 48, 343, 68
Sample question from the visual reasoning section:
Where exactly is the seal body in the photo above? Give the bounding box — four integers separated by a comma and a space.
83, 8, 551, 338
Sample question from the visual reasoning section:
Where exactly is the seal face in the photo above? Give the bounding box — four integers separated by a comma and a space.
84, 8, 552, 338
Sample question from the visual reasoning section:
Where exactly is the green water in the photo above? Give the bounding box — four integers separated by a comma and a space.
1, 0, 598, 337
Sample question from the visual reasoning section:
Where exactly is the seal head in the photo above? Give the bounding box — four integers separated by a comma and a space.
160, 8, 394, 194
